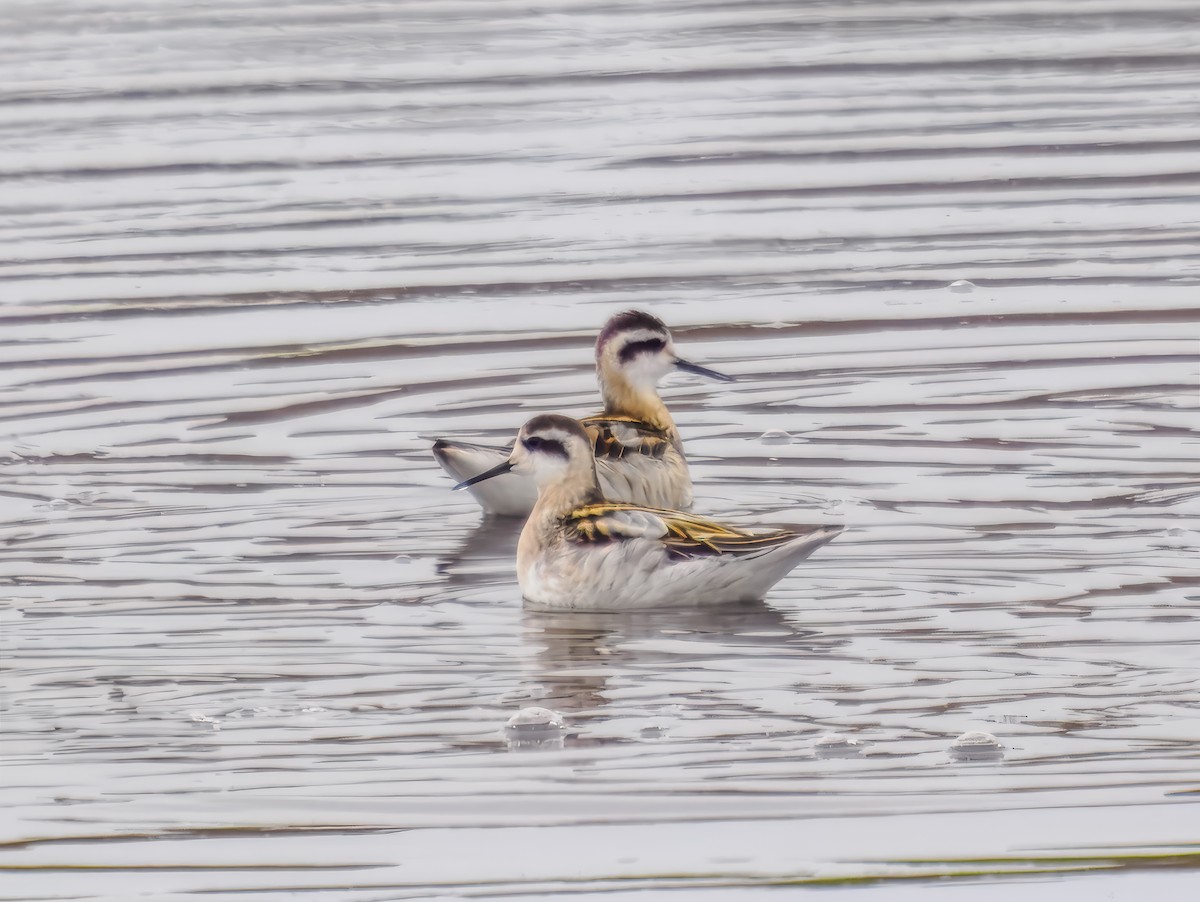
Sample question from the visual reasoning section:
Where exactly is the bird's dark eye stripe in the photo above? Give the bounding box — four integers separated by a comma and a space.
521, 435, 568, 458
617, 337, 666, 363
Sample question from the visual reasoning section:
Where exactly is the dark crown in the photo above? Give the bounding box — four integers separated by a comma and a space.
595, 309, 669, 353
522, 413, 587, 440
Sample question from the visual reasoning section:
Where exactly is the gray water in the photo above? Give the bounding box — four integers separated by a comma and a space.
2, 1, 1199, 899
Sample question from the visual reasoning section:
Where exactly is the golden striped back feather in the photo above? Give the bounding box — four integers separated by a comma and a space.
564, 502, 797, 559
580, 414, 674, 462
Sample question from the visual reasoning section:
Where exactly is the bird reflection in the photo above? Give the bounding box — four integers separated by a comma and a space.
435, 517, 522, 596
520, 602, 825, 713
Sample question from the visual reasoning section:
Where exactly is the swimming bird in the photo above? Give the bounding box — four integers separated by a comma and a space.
454, 414, 842, 610
433, 310, 732, 516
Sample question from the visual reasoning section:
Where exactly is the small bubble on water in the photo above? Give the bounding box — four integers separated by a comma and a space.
188, 713, 220, 731
760, 429, 792, 446
948, 279, 976, 293
814, 732, 863, 758
505, 706, 565, 749
505, 706, 563, 734
949, 730, 1003, 761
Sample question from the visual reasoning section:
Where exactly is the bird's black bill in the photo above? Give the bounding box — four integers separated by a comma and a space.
674, 357, 735, 382
453, 460, 515, 490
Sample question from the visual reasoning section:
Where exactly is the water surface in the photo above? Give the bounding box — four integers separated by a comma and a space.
2, 1, 1199, 899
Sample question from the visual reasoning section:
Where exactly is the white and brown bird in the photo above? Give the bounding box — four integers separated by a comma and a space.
454, 414, 842, 611
433, 310, 732, 516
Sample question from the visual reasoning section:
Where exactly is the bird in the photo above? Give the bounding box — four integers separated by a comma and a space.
454, 414, 842, 610
432, 309, 732, 517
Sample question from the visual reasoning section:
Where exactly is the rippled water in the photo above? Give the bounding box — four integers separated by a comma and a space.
2, 1, 1199, 899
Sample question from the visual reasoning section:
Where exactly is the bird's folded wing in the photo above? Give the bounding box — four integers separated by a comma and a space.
580, 415, 673, 462
564, 503, 794, 557
564, 504, 670, 541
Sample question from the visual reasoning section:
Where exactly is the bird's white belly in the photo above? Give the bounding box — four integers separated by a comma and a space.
519, 538, 765, 611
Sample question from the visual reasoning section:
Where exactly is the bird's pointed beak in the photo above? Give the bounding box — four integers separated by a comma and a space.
674, 357, 735, 383
453, 460, 515, 490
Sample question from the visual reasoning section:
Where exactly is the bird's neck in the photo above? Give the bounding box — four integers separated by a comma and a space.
521, 465, 603, 567
531, 463, 603, 521
600, 374, 676, 435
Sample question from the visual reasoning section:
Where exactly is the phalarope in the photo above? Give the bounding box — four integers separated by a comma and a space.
454, 414, 842, 610
433, 310, 732, 516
